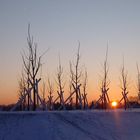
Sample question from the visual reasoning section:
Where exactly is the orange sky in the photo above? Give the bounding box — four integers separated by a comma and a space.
0, 1, 140, 105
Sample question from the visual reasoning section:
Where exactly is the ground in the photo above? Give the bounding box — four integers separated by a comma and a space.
0, 109, 140, 140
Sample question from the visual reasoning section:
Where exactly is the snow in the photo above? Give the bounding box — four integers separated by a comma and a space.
0, 109, 140, 140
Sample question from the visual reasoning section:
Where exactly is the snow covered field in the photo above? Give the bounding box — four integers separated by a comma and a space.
0, 110, 140, 140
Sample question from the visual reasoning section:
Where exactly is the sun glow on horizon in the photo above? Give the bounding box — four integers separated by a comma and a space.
111, 101, 118, 107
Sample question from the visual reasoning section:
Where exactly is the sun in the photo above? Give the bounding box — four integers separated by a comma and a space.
111, 101, 118, 107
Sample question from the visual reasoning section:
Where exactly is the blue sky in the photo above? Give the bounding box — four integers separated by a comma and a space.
0, 0, 140, 104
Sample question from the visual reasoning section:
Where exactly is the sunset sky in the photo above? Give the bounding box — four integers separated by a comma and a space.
0, 0, 140, 104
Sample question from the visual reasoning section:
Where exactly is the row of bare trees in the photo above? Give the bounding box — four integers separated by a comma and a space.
96, 49, 131, 110
13, 27, 140, 111
14, 26, 89, 111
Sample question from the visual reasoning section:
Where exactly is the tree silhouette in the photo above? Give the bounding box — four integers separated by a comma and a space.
136, 63, 140, 102
56, 56, 65, 109
70, 43, 82, 109
119, 59, 129, 110
22, 24, 42, 110
82, 69, 88, 109
18, 72, 26, 110
41, 82, 46, 110
47, 78, 54, 110
96, 47, 110, 109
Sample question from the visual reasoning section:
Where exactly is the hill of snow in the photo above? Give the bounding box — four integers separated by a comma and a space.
0, 110, 140, 140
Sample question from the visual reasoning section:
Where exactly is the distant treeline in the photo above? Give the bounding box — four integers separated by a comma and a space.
1, 100, 140, 111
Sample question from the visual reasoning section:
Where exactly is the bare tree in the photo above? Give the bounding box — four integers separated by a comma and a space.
136, 63, 140, 102
119, 60, 129, 110
22, 24, 42, 110
96, 47, 110, 109
24, 56, 31, 110
47, 78, 54, 110
56, 57, 65, 109
18, 73, 26, 110
68, 79, 74, 108
70, 43, 82, 109
22, 50, 31, 110
82, 69, 88, 109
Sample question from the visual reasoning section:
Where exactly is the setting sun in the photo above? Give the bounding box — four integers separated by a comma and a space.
111, 101, 118, 107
